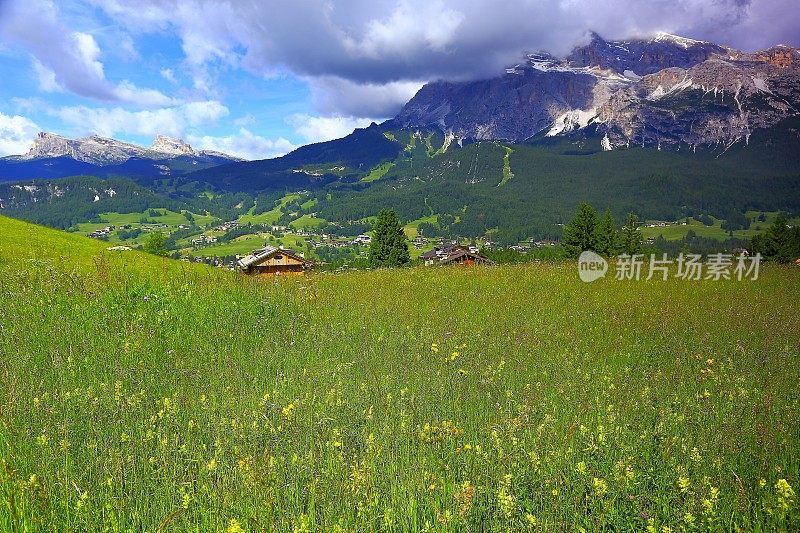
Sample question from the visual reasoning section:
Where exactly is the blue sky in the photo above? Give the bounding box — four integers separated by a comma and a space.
0, 0, 796, 159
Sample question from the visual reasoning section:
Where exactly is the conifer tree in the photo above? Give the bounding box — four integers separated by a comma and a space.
369, 209, 410, 267
619, 213, 643, 255
594, 209, 618, 256
562, 202, 599, 257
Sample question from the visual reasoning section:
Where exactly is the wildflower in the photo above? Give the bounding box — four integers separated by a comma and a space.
525, 513, 538, 527
207, 458, 217, 471
282, 402, 296, 418
454, 482, 475, 516
576, 461, 587, 474
776, 478, 795, 512
690, 447, 702, 463
759, 478, 767, 488
593, 477, 608, 497
76, 490, 88, 510
430, 343, 439, 353
449, 351, 459, 362
226, 518, 245, 533
496, 474, 516, 519
677, 476, 691, 494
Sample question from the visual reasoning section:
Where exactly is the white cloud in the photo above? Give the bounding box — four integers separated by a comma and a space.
308, 77, 424, 118
32, 60, 59, 92
113, 81, 176, 107
233, 114, 256, 127
118, 34, 140, 60
0, 112, 41, 156
55, 100, 229, 139
0, 0, 174, 107
287, 114, 377, 144
81, 0, 799, 119
188, 129, 297, 160
160, 68, 178, 84
347, 1, 465, 58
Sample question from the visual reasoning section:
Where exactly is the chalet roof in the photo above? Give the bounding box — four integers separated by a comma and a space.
237, 246, 310, 269
442, 249, 494, 264
420, 243, 463, 260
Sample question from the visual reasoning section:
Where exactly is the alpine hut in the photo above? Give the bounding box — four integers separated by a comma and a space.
237, 246, 312, 276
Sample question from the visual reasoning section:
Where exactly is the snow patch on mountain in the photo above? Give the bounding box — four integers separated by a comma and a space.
547, 109, 597, 136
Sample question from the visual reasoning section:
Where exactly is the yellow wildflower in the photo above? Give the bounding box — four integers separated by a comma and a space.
226, 518, 246, 533
593, 477, 608, 497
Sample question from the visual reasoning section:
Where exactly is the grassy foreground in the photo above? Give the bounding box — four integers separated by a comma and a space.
1, 215, 799, 531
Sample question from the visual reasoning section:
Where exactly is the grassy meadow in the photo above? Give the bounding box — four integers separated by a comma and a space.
1, 215, 799, 531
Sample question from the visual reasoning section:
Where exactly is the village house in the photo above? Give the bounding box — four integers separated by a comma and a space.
215, 221, 240, 232
352, 234, 372, 245
191, 235, 218, 246
237, 246, 312, 276
89, 226, 115, 238
420, 244, 493, 266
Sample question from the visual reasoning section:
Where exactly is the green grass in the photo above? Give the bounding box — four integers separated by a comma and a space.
238, 193, 302, 225
360, 162, 395, 183
193, 233, 309, 257
641, 212, 800, 242
289, 214, 327, 231
71, 210, 218, 245
1, 214, 799, 531
404, 214, 439, 239
498, 145, 514, 187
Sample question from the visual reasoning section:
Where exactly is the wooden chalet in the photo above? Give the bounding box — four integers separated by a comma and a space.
237, 246, 312, 276
421, 244, 493, 266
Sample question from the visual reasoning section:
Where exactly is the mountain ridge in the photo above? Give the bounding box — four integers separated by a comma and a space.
5, 132, 244, 165
397, 32, 800, 149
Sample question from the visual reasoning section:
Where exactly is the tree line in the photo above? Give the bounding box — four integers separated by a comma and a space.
561, 203, 643, 257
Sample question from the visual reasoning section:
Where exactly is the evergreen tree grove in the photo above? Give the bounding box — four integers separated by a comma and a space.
751, 213, 800, 263
368, 209, 410, 268
562, 202, 599, 257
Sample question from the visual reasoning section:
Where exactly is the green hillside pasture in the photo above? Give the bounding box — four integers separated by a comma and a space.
238, 193, 303, 225
1, 216, 799, 531
641, 212, 800, 242
71, 209, 217, 245
289, 214, 327, 231
193, 233, 309, 257
360, 162, 395, 183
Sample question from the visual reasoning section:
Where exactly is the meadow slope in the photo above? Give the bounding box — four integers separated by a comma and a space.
0, 215, 799, 531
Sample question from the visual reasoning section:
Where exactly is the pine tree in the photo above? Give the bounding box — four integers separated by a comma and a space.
562, 202, 599, 257
369, 209, 410, 267
751, 213, 800, 263
619, 213, 643, 255
593, 209, 618, 256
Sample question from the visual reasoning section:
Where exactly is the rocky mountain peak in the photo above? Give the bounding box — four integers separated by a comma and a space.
397, 33, 800, 150
151, 135, 196, 156
12, 133, 240, 165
